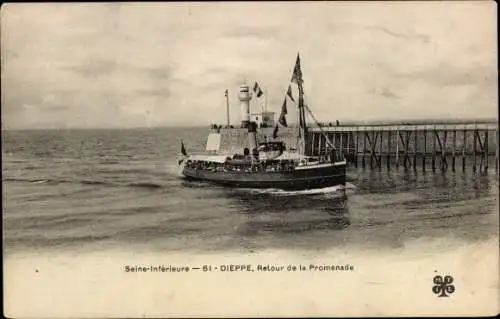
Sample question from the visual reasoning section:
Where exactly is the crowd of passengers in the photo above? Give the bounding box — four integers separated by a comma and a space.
184, 153, 343, 173
210, 122, 275, 131
185, 159, 296, 173
211, 121, 344, 130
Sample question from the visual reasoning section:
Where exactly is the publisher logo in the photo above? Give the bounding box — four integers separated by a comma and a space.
432, 275, 455, 297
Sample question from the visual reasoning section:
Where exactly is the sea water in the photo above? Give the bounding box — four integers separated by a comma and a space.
2, 127, 498, 317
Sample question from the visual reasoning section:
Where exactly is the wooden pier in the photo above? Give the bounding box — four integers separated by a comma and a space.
307, 121, 498, 172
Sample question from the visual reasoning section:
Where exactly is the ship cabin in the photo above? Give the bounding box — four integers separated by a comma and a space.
258, 141, 285, 161
258, 141, 285, 152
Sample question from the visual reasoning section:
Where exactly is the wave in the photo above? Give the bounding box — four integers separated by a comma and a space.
98, 159, 121, 165
4, 178, 70, 185
241, 184, 347, 196
5, 174, 355, 194
164, 163, 184, 177
345, 182, 357, 189
80, 180, 165, 190
125, 182, 163, 189
179, 179, 357, 196
80, 180, 110, 186
4, 177, 165, 190
31, 179, 51, 184
95, 167, 152, 174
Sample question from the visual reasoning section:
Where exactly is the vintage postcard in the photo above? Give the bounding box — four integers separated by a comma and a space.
2, 1, 498, 317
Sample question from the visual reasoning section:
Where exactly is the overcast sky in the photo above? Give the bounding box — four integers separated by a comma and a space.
1, 2, 497, 129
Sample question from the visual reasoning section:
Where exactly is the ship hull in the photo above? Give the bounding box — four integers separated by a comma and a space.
182, 163, 346, 190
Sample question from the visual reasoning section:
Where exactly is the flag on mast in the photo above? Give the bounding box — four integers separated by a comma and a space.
278, 98, 288, 127
290, 53, 303, 84
273, 124, 279, 139
286, 84, 295, 102
180, 140, 187, 156
178, 140, 188, 165
253, 82, 264, 97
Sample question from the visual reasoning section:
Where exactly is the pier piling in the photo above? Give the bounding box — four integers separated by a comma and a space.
423, 128, 427, 171
432, 128, 436, 171
462, 129, 466, 171
483, 130, 489, 172
387, 130, 392, 170
413, 128, 417, 171
473, 128, 477, 172
362, 131, 366, 168
496, 129, 499, 172
441, 130, 448, 171
355, 129, 359, 167
395, 129, 400, 169
452, 128, 457, 172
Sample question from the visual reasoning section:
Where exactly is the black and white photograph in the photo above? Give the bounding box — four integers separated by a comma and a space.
2, 2, 498, 317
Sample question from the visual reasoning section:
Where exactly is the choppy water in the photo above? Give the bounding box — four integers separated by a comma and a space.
2, 127, 498, 255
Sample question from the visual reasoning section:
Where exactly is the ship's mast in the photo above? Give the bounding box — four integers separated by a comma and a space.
225, 89, 230, 127
291, 53, 307, 154
264, 88, 268, 112
298, 79, 307, 141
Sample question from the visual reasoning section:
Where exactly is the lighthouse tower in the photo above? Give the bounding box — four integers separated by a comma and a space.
238, 83, 252, 128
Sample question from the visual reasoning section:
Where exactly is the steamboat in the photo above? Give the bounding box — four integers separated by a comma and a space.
178, 54, 346, 190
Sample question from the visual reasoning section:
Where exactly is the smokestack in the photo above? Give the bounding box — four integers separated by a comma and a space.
248, 121, 258, 160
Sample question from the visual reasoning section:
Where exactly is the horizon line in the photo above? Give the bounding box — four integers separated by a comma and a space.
1, 117, 498, 131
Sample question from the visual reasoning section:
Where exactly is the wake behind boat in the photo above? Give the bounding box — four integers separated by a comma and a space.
178, 53, 347, 190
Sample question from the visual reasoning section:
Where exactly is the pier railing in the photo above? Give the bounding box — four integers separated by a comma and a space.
307, 122, 499, 172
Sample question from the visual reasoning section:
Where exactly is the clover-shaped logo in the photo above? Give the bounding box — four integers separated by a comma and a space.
432, 275, 455, 297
